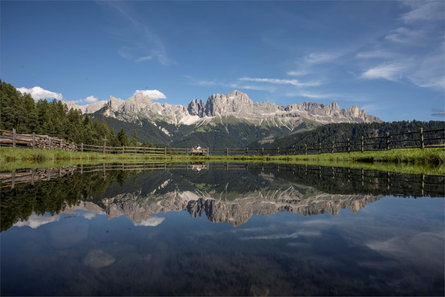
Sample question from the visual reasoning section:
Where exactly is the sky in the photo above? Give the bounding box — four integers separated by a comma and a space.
1, 0, 444, 122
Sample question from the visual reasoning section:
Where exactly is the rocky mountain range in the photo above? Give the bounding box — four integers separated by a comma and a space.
65, 90, 381, 146
62, 166, 384, 226
70, 90, 380, 127
63, 189, 381, 227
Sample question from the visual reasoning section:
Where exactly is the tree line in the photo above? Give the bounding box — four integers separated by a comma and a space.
0, 80, 142, 146
251, 120, 445, 150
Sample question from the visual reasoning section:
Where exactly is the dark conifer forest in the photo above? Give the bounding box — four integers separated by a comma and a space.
0, 81, 139, 146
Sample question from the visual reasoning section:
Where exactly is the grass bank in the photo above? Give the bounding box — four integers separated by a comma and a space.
1, 147, 444, 175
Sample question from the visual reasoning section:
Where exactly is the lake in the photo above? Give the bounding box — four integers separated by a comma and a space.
1, 163, 444, 296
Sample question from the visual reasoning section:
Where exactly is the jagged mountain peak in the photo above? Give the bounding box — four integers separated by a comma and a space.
206, 90, 254, 116
107, 96, 125, 110
66, 90, 381, 130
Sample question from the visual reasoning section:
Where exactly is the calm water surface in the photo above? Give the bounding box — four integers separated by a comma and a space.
1, 163, 444, 296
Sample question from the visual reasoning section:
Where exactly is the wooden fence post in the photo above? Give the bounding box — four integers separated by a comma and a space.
122, 146, 125, 154
420, 128, 424, 149
361, 136, 364, 153
11, 170, 15, 189
261, 147, 264, 156
331, 141, 335, 153
277, 147, 280, 155
421, 174, 425, 196
292, 145, 296, 155
164, 146, 167, 156
32, 132, 36, 147
347, 138, 351, 153
245, 147, 248, 155
103, 138, 107, 154
48, 136, 51, 148
60, 139, 63, 149
207, 147, 210, 156
318, 143, 321, 154
386, 132, 390, 150
226, 148, 229, 156
12, 128, 16, 147
81, 143, 84, 152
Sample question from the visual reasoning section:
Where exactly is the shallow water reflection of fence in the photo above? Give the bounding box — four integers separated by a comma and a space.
1, 163, 443, 197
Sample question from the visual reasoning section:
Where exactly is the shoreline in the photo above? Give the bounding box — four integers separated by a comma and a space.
0, 147, 444, 176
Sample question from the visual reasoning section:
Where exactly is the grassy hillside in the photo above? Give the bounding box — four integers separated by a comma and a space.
170, 116, 295, 148
95, 115, 306, 148
94, 115, 173, 145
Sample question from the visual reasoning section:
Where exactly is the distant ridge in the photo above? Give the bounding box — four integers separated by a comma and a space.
65, 90, 381, 128
58, 90, 381, 147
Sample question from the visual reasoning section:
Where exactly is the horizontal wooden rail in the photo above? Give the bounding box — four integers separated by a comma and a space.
1, 128, 443, 156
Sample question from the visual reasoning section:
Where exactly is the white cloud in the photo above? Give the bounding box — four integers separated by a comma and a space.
134, 89, 166, 100
117, 48, 133, 60
103, 2, 174, 66
135, 55, 153, 62
356, 50, 395, 59
81, 212, 96, 220
14, 213, 60, 229
385, 27, 423, 44
84, 95, 99, 103
361, 63, 407, 81
242, 230, 320, 240
185, 76, 276, 92
235, 85, 276, 91
401, 1, 445, 23
286, 70, 308, 76
285, 91, 337, 99
17, 86, 63, 101
407, 53, 445, 91
304, 52, 340, 64
134, 217, 165, 227
239, 77, 320, 87
185, 75, 218, 86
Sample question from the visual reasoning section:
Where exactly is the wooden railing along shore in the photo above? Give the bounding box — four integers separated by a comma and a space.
1, 127, 444, 156
1, 163, 444, 197
0, 129, 77, 151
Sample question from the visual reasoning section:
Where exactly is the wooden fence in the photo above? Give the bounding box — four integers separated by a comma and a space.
0, 129, 77, 151
1, 163, 443, 197
245, 127, 445, 156
78, 143, 210, 156
1, 127, 444, 156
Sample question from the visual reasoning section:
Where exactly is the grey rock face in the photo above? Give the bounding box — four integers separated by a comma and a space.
205, 90, 254, 116
187, 98, 205, 116
67, 187, 381, 227
66, 90, 381, 128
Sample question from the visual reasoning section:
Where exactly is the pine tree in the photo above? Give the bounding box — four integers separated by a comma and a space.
117, 128, 128, 146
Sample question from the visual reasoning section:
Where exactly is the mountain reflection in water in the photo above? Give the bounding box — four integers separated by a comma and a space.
1, 163, 444, 296
2, 163, 443, 230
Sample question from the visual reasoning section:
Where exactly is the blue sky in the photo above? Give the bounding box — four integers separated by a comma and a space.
1, 0, 444, 121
